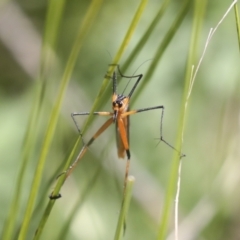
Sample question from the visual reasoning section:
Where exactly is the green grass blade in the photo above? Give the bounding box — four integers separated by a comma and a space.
17, 1, 103, 239
123, 0, 170, 70
132, 0, 192, 106
114, 176, 135, 240
40, 0, 66, 79
112, 0, 148, 66
1, 84, 42, 240
157, 0, 206, 239
55, 160, 103, 239
1, 1, 66, 239
234, 1, 240, 50
33, 138, 80, 240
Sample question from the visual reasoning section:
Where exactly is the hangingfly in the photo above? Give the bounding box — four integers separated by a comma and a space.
50, 64, 177, 199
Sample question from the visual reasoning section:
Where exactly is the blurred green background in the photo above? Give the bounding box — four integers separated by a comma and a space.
0, 0, 240, 239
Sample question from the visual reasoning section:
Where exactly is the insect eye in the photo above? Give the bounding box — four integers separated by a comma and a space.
113, 101, 122, 108
118, 101, 122, 107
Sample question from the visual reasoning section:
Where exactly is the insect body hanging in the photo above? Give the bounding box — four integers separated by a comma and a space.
50, 64, 177, 199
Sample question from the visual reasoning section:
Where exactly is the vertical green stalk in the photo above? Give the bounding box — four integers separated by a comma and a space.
1, 1, 66, 240
1, 83, 42, 240
132, 0, 192, 106
54, 162, 104, 240
111, 0, 148, 66
33, 138, 80, 240
157, 0, 206, 239
123, 0, 170, 70
114, 176, 135, 240
17, 1, 103, 239
234, 1, 240, 50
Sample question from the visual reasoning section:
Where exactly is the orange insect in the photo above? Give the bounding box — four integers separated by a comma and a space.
50, 64, 174, 199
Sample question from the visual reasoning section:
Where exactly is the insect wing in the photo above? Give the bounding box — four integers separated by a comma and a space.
115, 115, 129, 159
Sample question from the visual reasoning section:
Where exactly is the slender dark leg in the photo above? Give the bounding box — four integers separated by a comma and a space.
122, 105, 183, 155
71, 111, 112, 134
49, 113, 113, 200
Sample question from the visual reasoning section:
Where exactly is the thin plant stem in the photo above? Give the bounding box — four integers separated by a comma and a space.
233, 0, 240, 50
114, 176, 135, 240
174, 0, 206, 239
17, 1, 103, 239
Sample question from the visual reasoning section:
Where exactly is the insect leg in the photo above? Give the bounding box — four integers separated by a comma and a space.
66, 117, 114, 178
49, 113, 114, 199
121, 106, 183, 156
71, 111, 112, 135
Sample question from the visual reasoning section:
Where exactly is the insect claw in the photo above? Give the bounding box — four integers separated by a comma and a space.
49, 192, 62, 200
155, 137, 185, 158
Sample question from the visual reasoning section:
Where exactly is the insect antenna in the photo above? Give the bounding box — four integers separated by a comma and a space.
120, 60, 152, 96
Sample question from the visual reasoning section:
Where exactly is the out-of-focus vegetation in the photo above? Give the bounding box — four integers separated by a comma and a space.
0, 0, 240, 240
